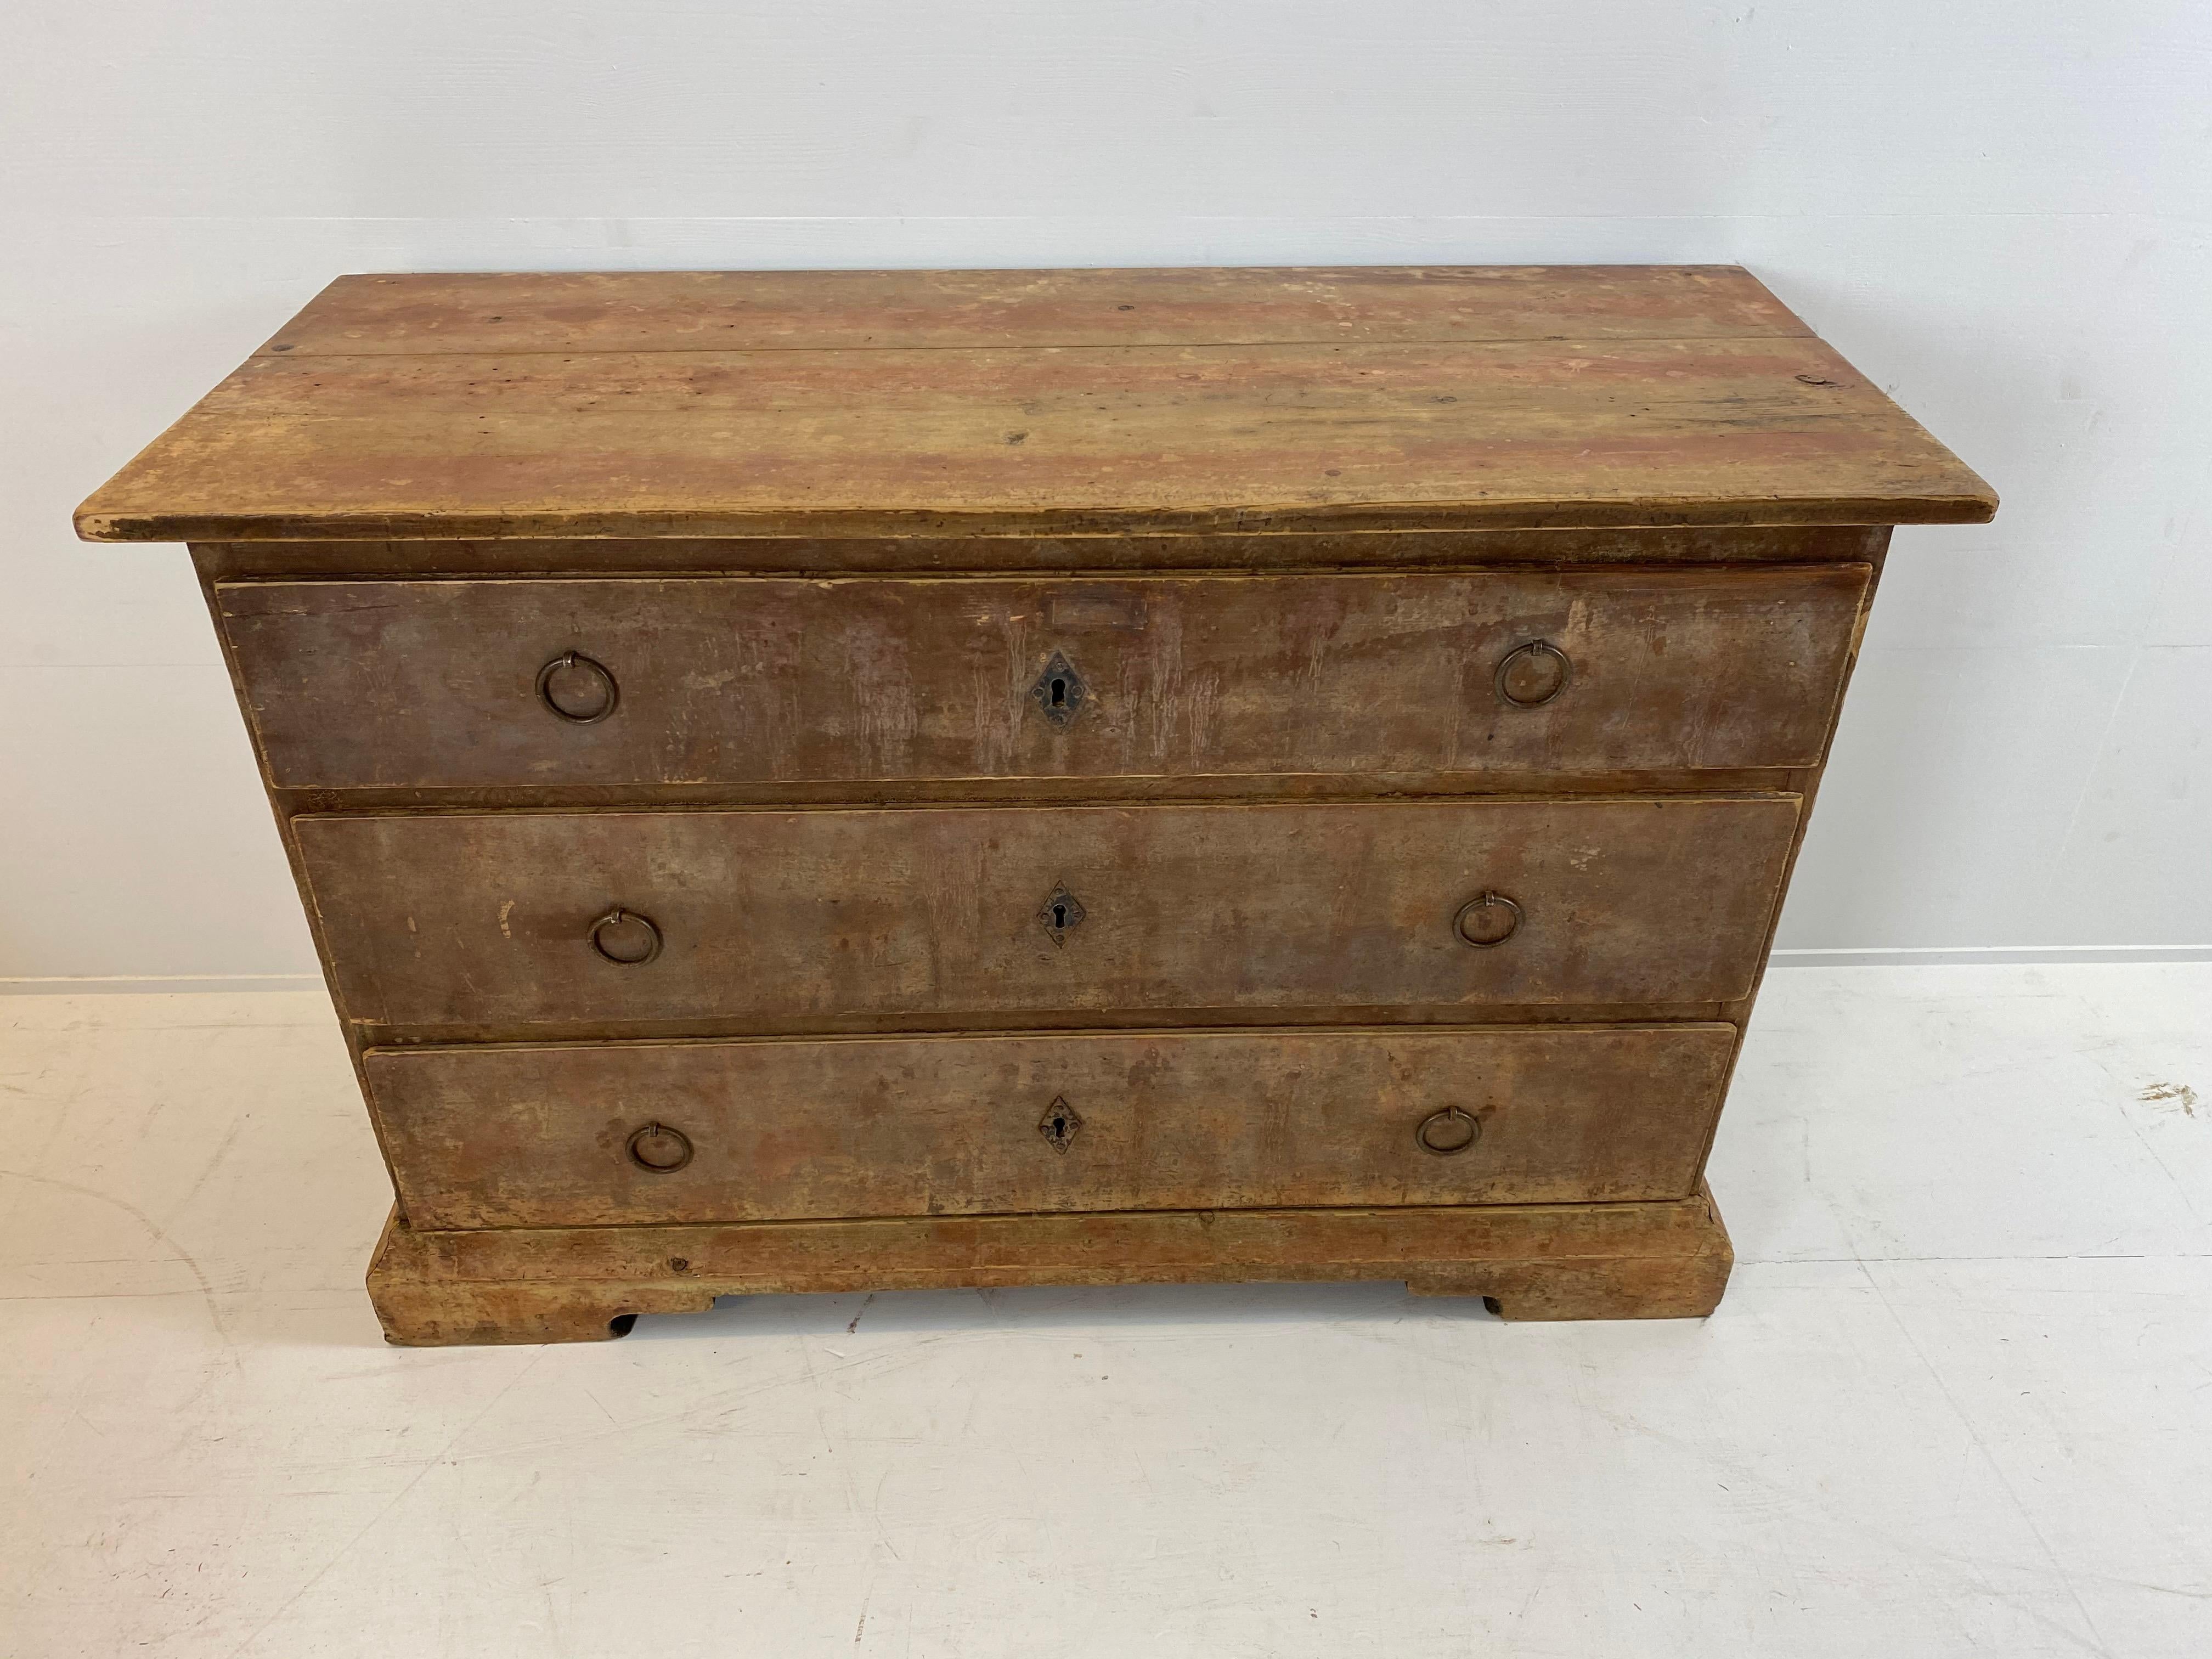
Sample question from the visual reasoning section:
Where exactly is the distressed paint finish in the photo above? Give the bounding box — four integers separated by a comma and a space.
253, 266, 1815, 356
366, 1187, 1739, 1343
363, 1025, 1736, 1229
75, 266, 1993, 1338
217, 565, 1870, 788
193, 524, 1891, 579
294, 797, 1799, 1029
74, 267, 1995, 541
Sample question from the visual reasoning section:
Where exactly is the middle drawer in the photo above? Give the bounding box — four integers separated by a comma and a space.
296, 796, 1798, 1029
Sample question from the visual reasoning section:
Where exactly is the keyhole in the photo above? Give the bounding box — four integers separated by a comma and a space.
1029, 652, 1087, 727
1036, 1093, 1082, 1149
1036, 884, 1085, 944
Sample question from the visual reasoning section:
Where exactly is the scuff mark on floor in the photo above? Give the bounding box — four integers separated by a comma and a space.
2137, 1082, 2198, 1115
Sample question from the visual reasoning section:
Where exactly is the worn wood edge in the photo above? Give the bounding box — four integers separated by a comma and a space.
292, 788, 1801, 824
339, 1002, 1745, 1048
259, 774, 1813, 817
364, 1189, 1734, 1344
210, 557, 1878, 592
255, 265, 1814, 357
1681, 531, 1890, 1188
184, 525, 1897, 578
77, 494, 1995, 544
359, 1017, 1741, 1061
189, 566, 421, 1212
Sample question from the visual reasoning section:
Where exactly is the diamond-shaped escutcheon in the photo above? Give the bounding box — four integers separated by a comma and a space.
1036, 884, 1086, 946
1027, 650, 1089, 726
1037, 1096, 1083, 1153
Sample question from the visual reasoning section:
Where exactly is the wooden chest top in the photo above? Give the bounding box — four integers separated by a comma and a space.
74, 265, 1994, 543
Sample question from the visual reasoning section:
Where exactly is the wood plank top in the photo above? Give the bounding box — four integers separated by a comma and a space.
76, 266, 1995, 541
242, 265, 1818, 354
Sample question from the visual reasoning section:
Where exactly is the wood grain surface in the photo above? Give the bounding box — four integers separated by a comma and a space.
191, 524, 1891, 579
365, 1186, 1736, 1342
218, 565, 1869, 788
56, 265, 1965, 1339
256, 266, 1813, 354
295, 797, 1799, 1030
75, 267, 1995, 541
364, 1024, 1735, 1228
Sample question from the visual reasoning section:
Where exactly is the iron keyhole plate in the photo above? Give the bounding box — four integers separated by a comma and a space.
1028, 651, 1090, 727
1036, 883, 1087, 946
1037, 1095, 1083, 1152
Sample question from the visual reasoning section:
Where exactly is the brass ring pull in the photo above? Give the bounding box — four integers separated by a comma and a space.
1494, 639, 1571, 709
1416, 1107, 1481, 1156
627, 1122, 693, 1172
1454, 890, 1523, 949
537, 651, 619, 724
589, 907, 663, 965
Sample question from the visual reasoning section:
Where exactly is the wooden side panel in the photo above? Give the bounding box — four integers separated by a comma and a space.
218, 566, 1869, 788
295, 797, 1800, 1029
365, 1025, 1736, 1228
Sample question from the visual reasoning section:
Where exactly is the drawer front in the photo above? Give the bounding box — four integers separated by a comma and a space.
365, 1025, 1736, 1228
221, 566, 1869, 787
299, 797, 1798, 1029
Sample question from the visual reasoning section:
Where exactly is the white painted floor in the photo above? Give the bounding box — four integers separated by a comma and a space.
3, 967, 2208, 1657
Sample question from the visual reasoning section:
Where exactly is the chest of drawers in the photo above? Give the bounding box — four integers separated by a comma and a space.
78, 266, 1993, 1344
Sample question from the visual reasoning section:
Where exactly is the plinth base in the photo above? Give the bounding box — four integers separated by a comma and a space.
366, 1188, 1734, 1345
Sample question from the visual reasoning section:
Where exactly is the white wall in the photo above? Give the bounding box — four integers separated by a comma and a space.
4, 1, 2208, 981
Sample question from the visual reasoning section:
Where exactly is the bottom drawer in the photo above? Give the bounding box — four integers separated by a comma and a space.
366, 1025, 1736, 1229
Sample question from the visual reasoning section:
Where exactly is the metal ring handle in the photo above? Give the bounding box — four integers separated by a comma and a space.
1454, 890, 1523, 949
589, 907, 663, 966
1415, 1107, 1481, 1156
1493, 639, 1571, 709
537, 651, 619, 724
627, 1122, 693, 1173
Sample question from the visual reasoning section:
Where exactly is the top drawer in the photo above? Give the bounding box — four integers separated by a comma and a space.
217, 566, 1869, 789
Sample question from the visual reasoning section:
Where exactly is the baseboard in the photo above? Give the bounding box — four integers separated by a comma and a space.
0, 974, 326, 995
1768, 945, 2212, 968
